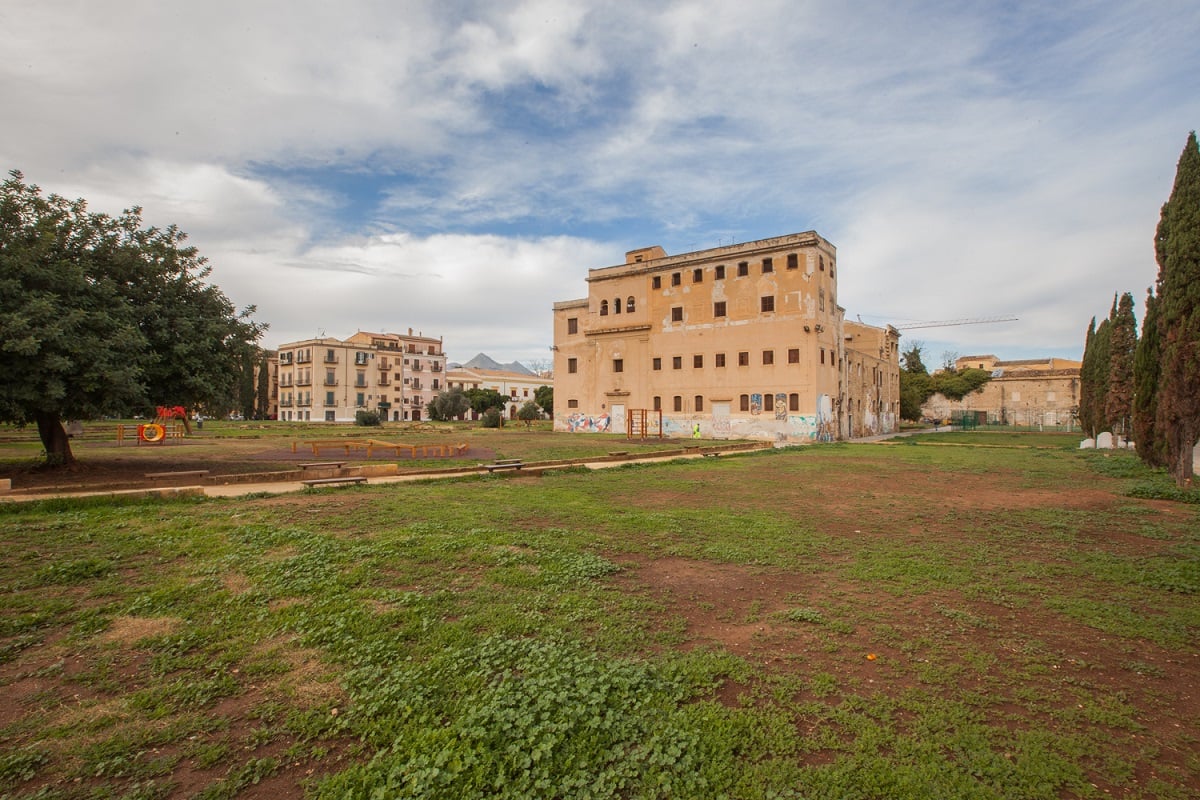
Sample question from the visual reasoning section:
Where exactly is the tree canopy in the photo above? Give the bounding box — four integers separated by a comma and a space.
0, 171, 263, 465
1151, 131, 1200, 485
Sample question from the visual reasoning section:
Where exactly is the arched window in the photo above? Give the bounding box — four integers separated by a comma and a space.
599, 299, 609, 316
694, 395, 704, 412
627, 296, 636, 313
740, 394, 750, 411
673, 396, 683, 412
653, 396, 661, 411
614, 297, 622, 314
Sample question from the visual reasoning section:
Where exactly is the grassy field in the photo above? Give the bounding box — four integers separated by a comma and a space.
1, 430, 1198, 798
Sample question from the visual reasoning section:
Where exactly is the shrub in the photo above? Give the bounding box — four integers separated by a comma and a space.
480, 407, 503, 428
355, 410, 382, 427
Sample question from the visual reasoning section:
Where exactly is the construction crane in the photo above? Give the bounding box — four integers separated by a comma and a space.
892, 316, 1018, 330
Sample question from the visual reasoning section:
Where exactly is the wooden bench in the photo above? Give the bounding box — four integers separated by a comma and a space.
608, 451, 629, 457
485, 459, 524, 473
144, 470, 210, 480
301, 476, 367, 488
299, 461, 345, 469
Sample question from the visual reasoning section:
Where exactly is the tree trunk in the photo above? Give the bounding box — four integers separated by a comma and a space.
1171, 426, 1197, 488
35, 411, 75, 467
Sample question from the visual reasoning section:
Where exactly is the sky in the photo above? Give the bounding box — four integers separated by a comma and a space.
3, 1, 1198, 369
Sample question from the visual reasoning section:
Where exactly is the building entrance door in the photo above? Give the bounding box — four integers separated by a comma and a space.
610, 404, 625, 434
712, 402, 730, 438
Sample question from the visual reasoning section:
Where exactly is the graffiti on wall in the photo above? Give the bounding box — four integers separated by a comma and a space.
750, 393, 762, 414
564, 412, 611, 433
774, 393, 787, 421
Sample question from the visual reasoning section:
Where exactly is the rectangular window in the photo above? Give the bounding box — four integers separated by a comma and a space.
764, 393, 774, 412
325, 391, 335, 405
740, 394, 750, 411
693, 268, 703, 283
694, 395, 704, 412
763, 350, 774, 365
568, 358, 578, 374
672, 356, 682, 370
613, 358, 623, 373
673, 396, 683, 412
762, 257, 773, 273
714, 301, 727, 317
715, 264, 726, 279
568, 399, 579, 408
652, 276, 662, 289
693, 354, 703, 368
787, 253, 798, 269
737, 261, 749, 277
653, 396, 661, 411
652, 357, 662, 371
568, 317, 578, 334
356, 392, 365, 406
789, 393, 800, 411
788, 348, 800, 364
761, 296, 775, 312
671, 307, 683, 322
715, 353, 726, 368
671, 272, 681, 286
820, 348, 825, 365
738, 351, 749, 366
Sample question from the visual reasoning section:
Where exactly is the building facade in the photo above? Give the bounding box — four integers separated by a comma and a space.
446, 366, 550, 419
922, 355, 1082, 428
275, 329, 446, 422
551, 232, 899, 442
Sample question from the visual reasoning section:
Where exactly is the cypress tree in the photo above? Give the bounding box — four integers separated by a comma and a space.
1105, 292, 1137, 441
1090, 316, 1112, 437
1154, 131, 1200, 486
1079, 318, 1097, 436
1133, 289, 1163, 465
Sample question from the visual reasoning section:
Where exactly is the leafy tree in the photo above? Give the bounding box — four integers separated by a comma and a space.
464, 388, 506, 416
1133, 289, 1164, 465
1152, 131, 1200, 486
0, 171, 263, 466
929, 368, 991, 400
480, 407, 503, 428
534, 384, 553, 417
428, 387, 471, 421
1104, 292, 1137, 439
517, 400, 542, 427
898, 343, 930, 421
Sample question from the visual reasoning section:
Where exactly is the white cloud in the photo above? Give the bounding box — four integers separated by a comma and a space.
2, 0, 1198, 366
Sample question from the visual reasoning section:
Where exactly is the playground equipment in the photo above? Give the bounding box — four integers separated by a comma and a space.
116, 405, 190, 445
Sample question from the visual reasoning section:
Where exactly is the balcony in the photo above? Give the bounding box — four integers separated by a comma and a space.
280, 378, 293, 387
431, 364, 442, 372
324, 354, 338, 364
297, 399, 312, 407
280, 399, 293, 407
296, 377, 312, 387
411, 363, 423, 371
378, 360, 390, 370
378, 377, 390, 386
324, 378, 338, 386
296, 353, 311, 364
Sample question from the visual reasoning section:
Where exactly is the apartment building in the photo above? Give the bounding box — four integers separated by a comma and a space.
275, 329, 446, 422
552, 232, 899, 442
446, 366, 549, 418
922, 355, 1082, 428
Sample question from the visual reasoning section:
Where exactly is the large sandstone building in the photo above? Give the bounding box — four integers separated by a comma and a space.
922, 355, 1082, 428
552, 232, 900, 442
275, 329, 446, 422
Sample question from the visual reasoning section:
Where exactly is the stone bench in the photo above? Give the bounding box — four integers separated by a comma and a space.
301, 476, 367, 488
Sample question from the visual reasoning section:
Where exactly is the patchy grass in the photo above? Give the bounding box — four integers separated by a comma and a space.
1, 435, 1197, 798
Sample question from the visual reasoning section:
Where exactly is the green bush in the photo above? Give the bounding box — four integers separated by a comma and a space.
480, 408, 503, 428
355, 410, 382, 427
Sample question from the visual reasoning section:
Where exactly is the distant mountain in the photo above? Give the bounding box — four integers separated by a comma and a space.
459, 353, 535, 375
